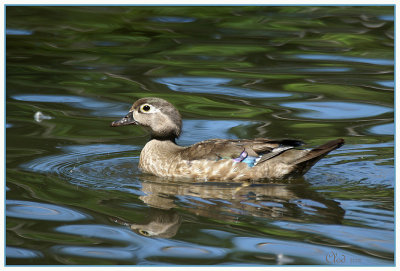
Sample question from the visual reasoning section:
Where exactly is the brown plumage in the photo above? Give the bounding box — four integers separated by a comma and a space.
111, 97, 344, 181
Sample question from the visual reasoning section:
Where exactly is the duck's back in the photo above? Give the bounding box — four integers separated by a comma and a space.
179, 138, 303, 161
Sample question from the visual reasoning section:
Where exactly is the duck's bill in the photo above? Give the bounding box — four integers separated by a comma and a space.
110, 111, 138, 127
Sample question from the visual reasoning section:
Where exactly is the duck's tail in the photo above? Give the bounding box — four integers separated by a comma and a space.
291, 138, 345, 177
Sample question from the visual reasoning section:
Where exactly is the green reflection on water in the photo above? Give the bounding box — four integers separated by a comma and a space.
284, 83, 393, 105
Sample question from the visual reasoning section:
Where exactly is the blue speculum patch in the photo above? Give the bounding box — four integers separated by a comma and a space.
232, 151, 259, 167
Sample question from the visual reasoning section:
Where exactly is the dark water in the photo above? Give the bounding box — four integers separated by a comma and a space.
6, 6, 394, 265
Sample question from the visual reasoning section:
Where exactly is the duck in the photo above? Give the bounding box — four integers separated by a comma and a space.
111, 97, 344, 181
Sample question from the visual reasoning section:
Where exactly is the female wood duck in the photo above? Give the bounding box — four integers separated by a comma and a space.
111, 97, 344, 181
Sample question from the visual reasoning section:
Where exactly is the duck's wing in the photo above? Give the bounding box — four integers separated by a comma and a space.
179, 138, 304, 162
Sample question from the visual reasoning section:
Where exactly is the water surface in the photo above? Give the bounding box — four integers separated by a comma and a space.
6, 6, 394, 266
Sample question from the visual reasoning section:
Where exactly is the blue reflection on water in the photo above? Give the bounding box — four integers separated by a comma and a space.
296, 54, 394, 66
272, 220, 394, 254
6, 246, 43, 259
12, 94, 82, 103
54, 223, 227, 262
281, 101, 392, 119
155, 77, 291, 98
376, 81, 394, 88
379, 15, 394, 21
56, 224, 136, 242
149, 16, 196, 23
94, 41, 121, 47
179, 119, 252, 144
11, 94, 128, 117
52, 245, 136, 260
299, 67, 351, 72
6, 28, 33, 35
6, 200, 91, 221
369, 123, 394, 135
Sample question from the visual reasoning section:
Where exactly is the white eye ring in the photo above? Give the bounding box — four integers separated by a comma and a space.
140, 104, 159, 113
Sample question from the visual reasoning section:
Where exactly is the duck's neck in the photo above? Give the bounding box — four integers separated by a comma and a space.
150, 135, 178, 144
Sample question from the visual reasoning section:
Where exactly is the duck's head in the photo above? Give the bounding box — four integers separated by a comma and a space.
111, 97, 182, 141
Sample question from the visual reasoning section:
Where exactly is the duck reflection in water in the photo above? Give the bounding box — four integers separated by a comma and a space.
113, 208, 182, 239
112, 176, 345, 239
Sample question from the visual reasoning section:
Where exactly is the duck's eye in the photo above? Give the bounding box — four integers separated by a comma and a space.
139, 104, 160, 114
140, 104, 151, 112
138, 230, 151, 236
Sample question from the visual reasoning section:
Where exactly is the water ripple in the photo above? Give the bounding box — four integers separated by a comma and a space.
56, 224, 137, 243
6, 200, 90, 221
21, 144, 143, 194
160, 245, 225, 258
52, 245, 136, 260
272, 221, 394, 256
233, 236, 391, 265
